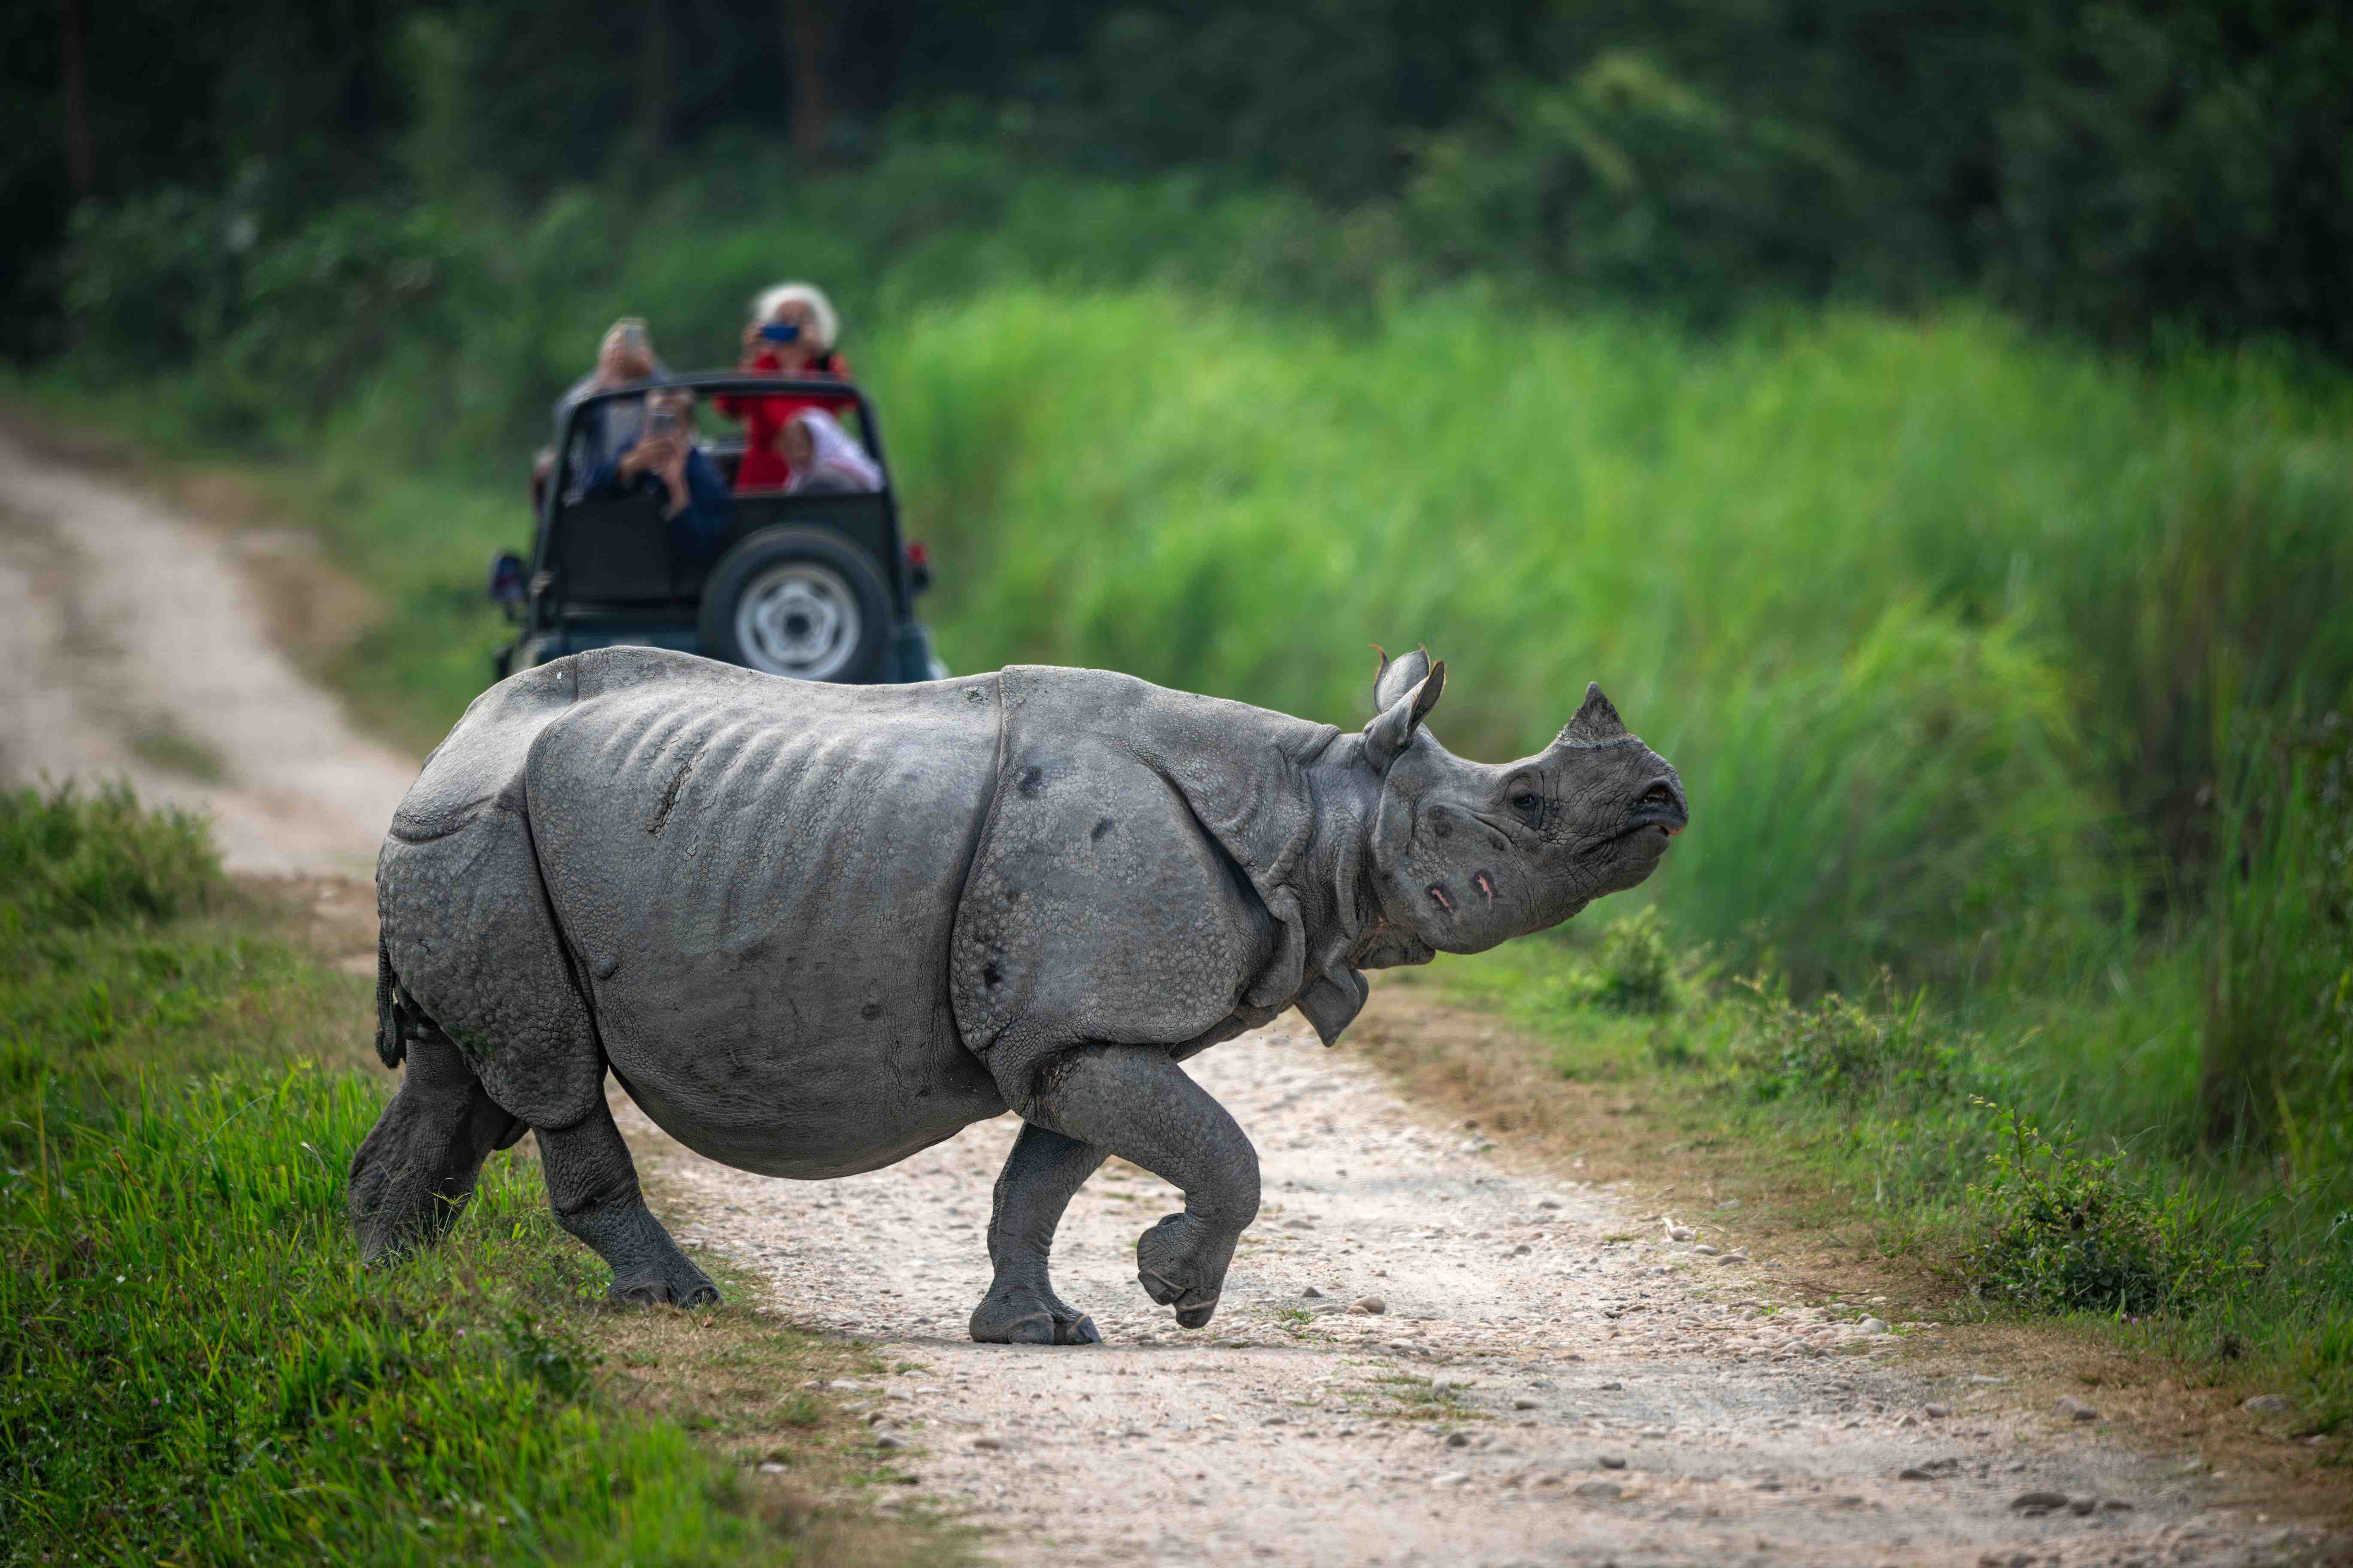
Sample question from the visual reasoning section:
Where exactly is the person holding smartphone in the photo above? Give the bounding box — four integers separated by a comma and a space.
585, 388, 732, 562
714, 282, 857, 491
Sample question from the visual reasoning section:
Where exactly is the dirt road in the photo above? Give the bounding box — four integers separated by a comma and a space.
3, 428, 2334, 1568
0, 427, 412, 875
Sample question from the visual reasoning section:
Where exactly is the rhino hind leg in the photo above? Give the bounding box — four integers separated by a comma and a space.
1015, 1044, 1260, 1332
349, 1031, 525, 1262
536, 1095, 719, 1308
970, 1122, 1108, 1346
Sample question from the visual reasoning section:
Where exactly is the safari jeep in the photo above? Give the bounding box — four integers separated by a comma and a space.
490, 372, 943, 684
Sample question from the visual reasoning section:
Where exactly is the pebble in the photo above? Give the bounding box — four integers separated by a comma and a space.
1302, 1285, 1325, 1299
1924, 1403, 1950, 1419
1718, 1252, 1749, 1265
1574, 1480, 1623, 1500
1598, 1455, 1628, 1470
757, 1461, 787, 1474
2241, 1394, 2293, 1416
1665, 1223, 1696, 1242
2068, 1495, 2097, 1515
1693, 1244, 1720, 1256
875, 1435, 906, 1451
1444, 1432, 1471, 1448
1352, 1296, 1388, 1315
1898, 1467, 1937, 1481
1432, 1471, 1470, 1488
1511, 1397, 1540, 1411
2011, 1490, 2070, 1511
1597, 1381, 1624, 1391
1857, 1317, 1892, 1335
2054, 1395, 2099, 1422
973, 1436, 1004, 1451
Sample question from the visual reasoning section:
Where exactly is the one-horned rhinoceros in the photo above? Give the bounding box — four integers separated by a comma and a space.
353, 644, 1686, 1340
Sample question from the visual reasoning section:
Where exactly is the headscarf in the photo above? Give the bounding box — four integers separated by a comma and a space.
784, 409, 884, 495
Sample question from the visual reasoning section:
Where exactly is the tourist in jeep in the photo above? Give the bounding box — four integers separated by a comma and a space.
715, 282, 856, 491
584, 387, 731, 562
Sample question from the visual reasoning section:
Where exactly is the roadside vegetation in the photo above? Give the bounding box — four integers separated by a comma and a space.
0, 785, 943, 1566
12, 127, 2352, 1474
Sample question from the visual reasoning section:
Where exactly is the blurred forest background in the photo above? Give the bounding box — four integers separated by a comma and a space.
6, 0, 2353, 1419
5, 0, 2353, 357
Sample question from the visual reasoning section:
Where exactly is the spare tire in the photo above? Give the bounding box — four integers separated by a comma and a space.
699, 527, 890, 682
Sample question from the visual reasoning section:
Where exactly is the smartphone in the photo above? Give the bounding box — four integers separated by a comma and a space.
758, 321, 802, 344
644, 407, 680, 438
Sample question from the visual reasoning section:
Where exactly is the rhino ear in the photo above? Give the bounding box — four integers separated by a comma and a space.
1554, 682, 1628, 748
1371, 644, 1433, 714
1364, 660, 1445, 772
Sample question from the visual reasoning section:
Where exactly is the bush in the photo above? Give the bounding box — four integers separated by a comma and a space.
1965, 1105, 2259, 1317
1563, 907, 1697, 1016
0, 781, 220, 933
1730, 972, 1981, 1110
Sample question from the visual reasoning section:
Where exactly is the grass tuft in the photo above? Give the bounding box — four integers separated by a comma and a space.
0, 780, 221, 932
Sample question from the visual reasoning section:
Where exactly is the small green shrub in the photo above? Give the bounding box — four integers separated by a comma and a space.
1964, 1105, 2260, 1318
1578, 907, 1689, 1015
0, 781, 221, 932
1528, 908, 1707, 1025
1729, 972, 1985, 1110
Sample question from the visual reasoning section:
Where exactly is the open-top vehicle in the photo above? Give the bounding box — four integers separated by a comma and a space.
490, 372, 942, 684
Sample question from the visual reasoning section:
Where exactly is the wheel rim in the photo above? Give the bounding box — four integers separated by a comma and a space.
733, 561, 861, 680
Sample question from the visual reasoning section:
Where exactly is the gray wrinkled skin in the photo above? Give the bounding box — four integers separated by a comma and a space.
349, 645, 1688, 1339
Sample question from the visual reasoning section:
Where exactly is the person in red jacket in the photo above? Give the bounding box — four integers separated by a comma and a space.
715, 282, 857, 491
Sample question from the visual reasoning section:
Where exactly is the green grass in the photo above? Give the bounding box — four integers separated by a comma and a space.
0, 785, 932, 1565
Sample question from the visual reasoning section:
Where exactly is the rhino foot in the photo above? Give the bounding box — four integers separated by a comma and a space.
1136, 1212, 1233, 1330
970, 1285, 1101, 1346
609, 1261, 721, 1309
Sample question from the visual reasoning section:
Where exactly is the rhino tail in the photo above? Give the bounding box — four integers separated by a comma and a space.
374, 936, 406, 1069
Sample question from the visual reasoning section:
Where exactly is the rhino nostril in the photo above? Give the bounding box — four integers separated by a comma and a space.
1474, 871, 1495, 906
1426, 883, 1454, 916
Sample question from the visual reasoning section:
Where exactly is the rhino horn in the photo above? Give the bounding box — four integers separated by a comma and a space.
1554, 682, 1629, 748
1364, 659, 1445, 771
1370, 644, 1433, 713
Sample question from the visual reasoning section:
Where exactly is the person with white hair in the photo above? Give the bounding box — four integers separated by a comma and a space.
714, 282, 857, 491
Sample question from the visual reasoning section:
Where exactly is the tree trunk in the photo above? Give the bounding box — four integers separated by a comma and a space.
785, 0, 831, 160
60, 0, 95, 196
634, 0, 673, 163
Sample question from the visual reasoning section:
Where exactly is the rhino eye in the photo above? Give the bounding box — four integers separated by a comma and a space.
1510, 790, 1543, 816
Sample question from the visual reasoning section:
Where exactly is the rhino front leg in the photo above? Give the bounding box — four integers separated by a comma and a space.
536, 1096, 719, 1308
971, 1122, 1109, 1345
1019, 1045, 1259, 1331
